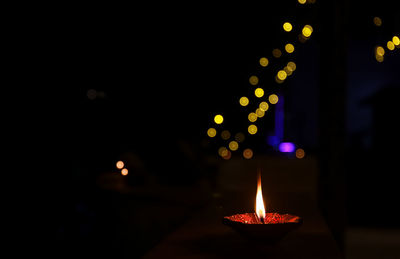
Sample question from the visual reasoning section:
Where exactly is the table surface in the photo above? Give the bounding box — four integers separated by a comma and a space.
143, 156, 344, 259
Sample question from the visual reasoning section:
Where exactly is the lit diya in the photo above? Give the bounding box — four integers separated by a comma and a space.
222, 172, 302, 243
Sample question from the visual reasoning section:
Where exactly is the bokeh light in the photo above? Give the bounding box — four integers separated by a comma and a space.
255, 108, 265, 118
229, 140, 239, 151
302, 25, 313, 37
255, 88, 264, 98
287, 61, 297, 71
375, 54, 384, 62
207, 128, 217, 138
285, 43, 295, 53
218, 147, 229, 157
239, 96, 249, 106
373, 17, 382, 27
272, 48, 282, 58
249, 75, 259, 85
387, 41, 395, 51
296, 148, 305, 159
214, 114, 224, 124
248, 112, 258, 122
275, 76, 284, 84
283, 22, 293, 32
221, 130, 231, 140
116, 161, 124, 169
222, 150, 232, 160
393, 36, 400, 46
259, 57, 269, 67
269, 94, 279, 104
277, 70, 287, 81
248, 124, 258, 135
259, 101, 269, 112
243, 148, 253, 159
121, 168, 128, 176
284, 66, 293, 76
235, 132, 245, 143
298, 0, 306, 4
279, 142, 295, 153
376, 46, 385, 56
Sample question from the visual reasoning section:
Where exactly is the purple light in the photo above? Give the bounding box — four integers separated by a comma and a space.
279, 142, 295, 153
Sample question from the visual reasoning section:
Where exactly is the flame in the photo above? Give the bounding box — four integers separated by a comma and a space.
255, 172, 266, 221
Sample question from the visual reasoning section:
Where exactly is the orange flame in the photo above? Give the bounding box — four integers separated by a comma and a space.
255, 172, 266, 221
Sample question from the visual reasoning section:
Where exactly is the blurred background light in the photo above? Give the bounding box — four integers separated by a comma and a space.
255, 108, 265, 118
277, 70, 288, 80
248, 112, 258, 122
373, 16, 382, 27
275, 76, 284, 84
218, 146, 228, 157
221, 130, 231, 140
228, 140, 239, 151
248, 124, 258, 135
272, 48, 282, 58
243, 148, 253, 159
87, 89, 97, 100
393, 36, 400, 46
284, 66, 293, 76
254, 88, 264, 98
296, 148, 306, 159
207, 127, 217, 138
283, 22, 293, 32
121, 168, 128, 176
116, 161, 124, 169
375, 54, 384, 62
287, 61, 297, 71
239, 96, 249, 106
269, 94, 279, 104
302, 25, 313, 38
222, 150, 231, 160
259, 57, 269, 67
214, 114, 224, 124
298, 0, 306, 4
279, 142, 296, 153
235, 132, 245, 143
259, 101, 269, 112
249, 75, 259, 85
285, 43, 295, 53
387, 41, 395, 51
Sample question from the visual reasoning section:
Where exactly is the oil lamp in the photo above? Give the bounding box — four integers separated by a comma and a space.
222, 172, 302, 243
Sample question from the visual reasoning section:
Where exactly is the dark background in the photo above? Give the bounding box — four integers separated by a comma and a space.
34, 1, 400, 258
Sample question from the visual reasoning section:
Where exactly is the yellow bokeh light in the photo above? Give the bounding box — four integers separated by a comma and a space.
229, 140, 239, 151
243, 148, 254, 159
285, 43, 295, 53
121, 168, 128, 176
269, 94, 279, 104
116, 161, 124, 169
249, 75, 259, 85
221, 130, 231, 140
239, 96, 249, 106
235, 132, 245, 143
256, 108, 265, 118
248, 124, 258, 135
259, 57, 269, 67
222, 150, 231, 160
272, 48, 282, 58
375, 54, 384, 62
275, 76, 284, 84
296, 148, 305, 159
218, 146, 228, 157
283, 22, 293, 32
373, 17, 382, 27
387, 41, 395, 51
302, 25, 313, 37
284, 66, 293, 76
287, 61, 297, 72
298, 0, 306, 3
259, 101, 269, 112
277, 70, 287, 80
254, 88, 264, 98
393, 36, 400, 46
207, 128, 217, 138
376, 46, 385, 56
248, 112, 258, 122
214, 114, 224, 124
